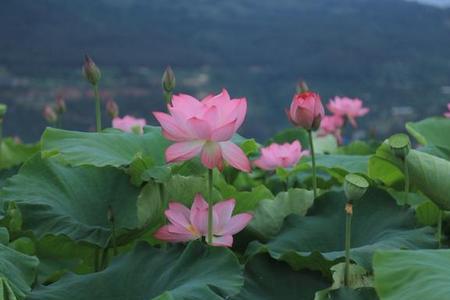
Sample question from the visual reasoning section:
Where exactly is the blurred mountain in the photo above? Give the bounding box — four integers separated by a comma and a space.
0, 0, 450, 141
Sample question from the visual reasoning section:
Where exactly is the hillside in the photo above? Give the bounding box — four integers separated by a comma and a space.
0, 0, 450, 141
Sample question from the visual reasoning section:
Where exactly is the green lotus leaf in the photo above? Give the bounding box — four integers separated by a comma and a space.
374, 249, 450, 300
314, 263, 374, 299
368, 142, 404, 187
246, 189, 436, 275
0, 227, 8, 245
0, 243, 39, 300
0, 138, 40, 170
336, 141, 378, 155
406, 150, 450, 210
406, 117, 450, 159
313, 154, 369, 174
28, 242, 243, 300
248, 188, 314, 240
214, 172, 274, 214
0, 155, 141, 247
415, 201, 441, 226
41, 126, 170, 168
324, 287, 379, 300
34, 235, 96, 285
232, 254, 329, 300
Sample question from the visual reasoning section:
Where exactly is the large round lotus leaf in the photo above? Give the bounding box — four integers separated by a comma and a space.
374, 249, 450, 300
406, 117, 450, 158
368, 143, 404, 187
246, 189, 436, 275
248, 188, 314, 240
27, 242, 243, 300
41, 126, 170, 167
35, 235, 97, 284
406, 150, 450, 210
314, 263, 376, 300
0, 155, 141, 247
313, 154, 369, 174
232, 254, 329, 300
326, 287, 379, 300
0, 138, 40, 170
0, 243, 39, 300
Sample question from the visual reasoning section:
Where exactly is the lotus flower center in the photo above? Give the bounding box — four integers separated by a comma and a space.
186, 224, 200, 236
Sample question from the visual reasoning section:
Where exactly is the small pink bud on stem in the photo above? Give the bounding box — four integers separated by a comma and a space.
82, 54, 103, 131
82, 54, 101, 86
162, 66, 176, 104
43, 105, 58, 124
106, 99, 119, 118
55, 96, 66, 114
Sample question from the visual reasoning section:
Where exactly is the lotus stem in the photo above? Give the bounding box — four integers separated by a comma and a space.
344, 202, 353, 287
57, 116, 63, 129
0, 120, 3, 154
158, 183, 166, 209
207, 168, 214, 244
438, 210, 442, 248
94, 84, 102, 132
307, 130, 317, 198
108, 206, 118, 256
94, 248, 101, 272
0, 119, 3, 145
403, 158, 409, 204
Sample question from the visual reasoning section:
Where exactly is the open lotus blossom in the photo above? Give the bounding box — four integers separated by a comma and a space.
445, 103, 450, 118
153, 89, 251, 172
318, 115, 345, 144
286, 91, 324, 131
327, 96, 369, 127
253, 140, 309, 170
154, 194, 253, 247
112, 115, 147, 133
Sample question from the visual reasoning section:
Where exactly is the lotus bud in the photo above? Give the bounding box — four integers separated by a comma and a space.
287, 86, 324, 131
55, 96, 66, 114
162, 66, 176, 93
82, 54, 101, 86
344, 173, 369, 203
43, 105, 58, 124
0, 104, 7, 119
106, 99, 119, 118
388, 133, 410, 160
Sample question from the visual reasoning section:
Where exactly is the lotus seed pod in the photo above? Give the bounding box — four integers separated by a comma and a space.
344, 173, 369, 203
388, 133, 411, 159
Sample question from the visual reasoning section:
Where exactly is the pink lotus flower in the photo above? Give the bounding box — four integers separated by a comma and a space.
43, 105, 58, 124
154, 194, 252, 247
287, 91, 324, 131
327, 97, 369, 127
445, 103, 450, 118
318, 115, 345, 144
112, 115, 147, 133
254, 140, 309, 170
153, 89, 251, 172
